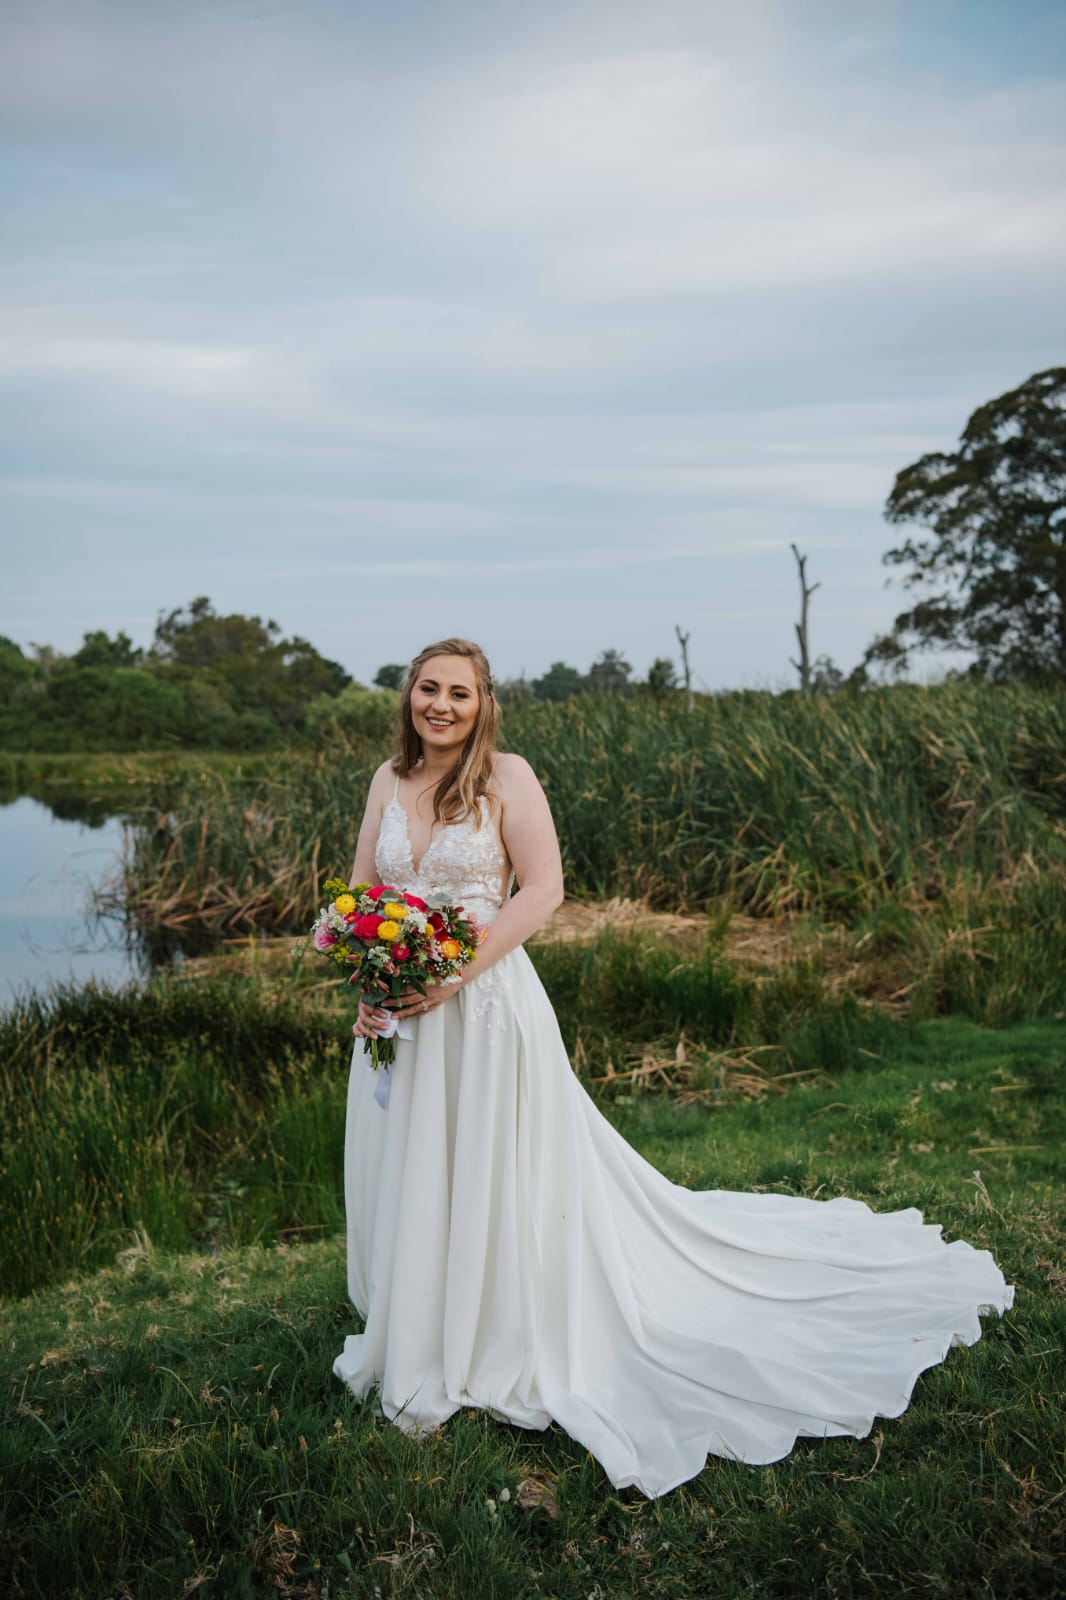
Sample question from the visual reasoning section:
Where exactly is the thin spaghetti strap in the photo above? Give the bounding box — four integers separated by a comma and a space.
392, 770, 400, 801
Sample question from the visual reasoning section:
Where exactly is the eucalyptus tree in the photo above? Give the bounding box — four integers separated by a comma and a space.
865, 367, 1066, 681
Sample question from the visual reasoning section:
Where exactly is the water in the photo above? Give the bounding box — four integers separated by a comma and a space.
0, 794, 136, 1000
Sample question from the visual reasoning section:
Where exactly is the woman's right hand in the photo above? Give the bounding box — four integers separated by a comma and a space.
353, 996, 391, 1040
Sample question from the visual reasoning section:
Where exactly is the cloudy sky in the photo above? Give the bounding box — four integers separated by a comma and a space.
1, 0, 1063, 690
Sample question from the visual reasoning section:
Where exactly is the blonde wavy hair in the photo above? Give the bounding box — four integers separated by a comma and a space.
391, 638, 500, 825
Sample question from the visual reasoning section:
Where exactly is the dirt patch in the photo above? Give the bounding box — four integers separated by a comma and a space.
176, 898, 819, 982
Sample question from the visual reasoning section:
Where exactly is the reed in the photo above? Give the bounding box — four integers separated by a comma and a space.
94, 683, 1066, 948
11, 884, 1060, 1303
0, 929, 904, 1298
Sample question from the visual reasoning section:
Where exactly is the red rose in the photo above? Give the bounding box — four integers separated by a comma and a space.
367, 884, 400, 901
355, 913, 383, 939
391, 943, 410, 962
404, 893, 429, 911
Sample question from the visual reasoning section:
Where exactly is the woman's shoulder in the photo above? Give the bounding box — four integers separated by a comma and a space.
367, 758, 399, 805
489, 751, 541, 798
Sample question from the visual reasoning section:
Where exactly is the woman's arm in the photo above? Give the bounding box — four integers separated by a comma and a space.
381, 752, 563, 1024
468, 750, 565, 972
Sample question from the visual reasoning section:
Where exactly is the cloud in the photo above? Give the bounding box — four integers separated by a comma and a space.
1, 0, 1063, 685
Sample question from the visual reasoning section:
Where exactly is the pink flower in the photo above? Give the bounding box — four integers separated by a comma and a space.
403, 893, 429, 911
313, 925, 337, 951
391, 943, 410, 962
367, 884, 400, 901
354, 913, 383, 939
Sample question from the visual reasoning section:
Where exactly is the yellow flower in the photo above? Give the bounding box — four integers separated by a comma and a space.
377, 920, 400, 941
334, 893, 356, 915
382, 901, 408, 922
440, 938, 460, 959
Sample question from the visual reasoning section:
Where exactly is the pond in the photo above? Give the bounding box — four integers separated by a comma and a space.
0, 793, 137, 1000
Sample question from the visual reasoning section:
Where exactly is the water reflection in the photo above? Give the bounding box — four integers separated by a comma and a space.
0, 793, 136, 998
0, 790, 229, 1000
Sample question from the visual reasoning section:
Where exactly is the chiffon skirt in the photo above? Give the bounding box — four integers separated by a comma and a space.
332, 946, 1014, 1497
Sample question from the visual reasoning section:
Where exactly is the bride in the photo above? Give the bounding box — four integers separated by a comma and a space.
332, 637, 1014, 1498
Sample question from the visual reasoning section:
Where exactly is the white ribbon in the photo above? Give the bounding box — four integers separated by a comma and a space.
367, 1011, 414, 1110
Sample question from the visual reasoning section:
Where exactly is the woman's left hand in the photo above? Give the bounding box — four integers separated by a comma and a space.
386, 980, 461, 1021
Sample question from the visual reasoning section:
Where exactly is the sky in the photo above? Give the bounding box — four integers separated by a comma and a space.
1, 0, 1064, 692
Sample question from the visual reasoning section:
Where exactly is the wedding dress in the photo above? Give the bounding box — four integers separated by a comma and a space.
332, 777, 1015, 1497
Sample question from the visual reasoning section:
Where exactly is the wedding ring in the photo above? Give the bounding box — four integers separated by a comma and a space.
421, 1000, 428, 1012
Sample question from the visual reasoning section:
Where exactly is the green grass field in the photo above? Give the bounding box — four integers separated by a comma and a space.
3, 1014, 1063, 1600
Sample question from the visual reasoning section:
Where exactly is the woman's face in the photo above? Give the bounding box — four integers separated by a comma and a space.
410, 654, 481, 758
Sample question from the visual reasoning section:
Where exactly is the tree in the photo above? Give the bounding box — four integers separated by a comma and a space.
788, 544, 821, 694
0, 635, 33, 692
373, 664, 407, 690
151, 597, 349, 730
810, 654, 845, 695
152, 596, 280, 671
586, 649, 632, 694
865, 367, 1066, 682
646, 656, 679, 695
495, 674, 534, 704
73, 629, 143, 670
532, 661, 586, 702
674, 625, 694, 712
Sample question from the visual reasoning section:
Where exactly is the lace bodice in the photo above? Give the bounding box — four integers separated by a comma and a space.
374, 775, 515, 928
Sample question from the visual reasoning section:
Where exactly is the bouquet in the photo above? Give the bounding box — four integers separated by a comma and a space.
306, 878, 485, 1073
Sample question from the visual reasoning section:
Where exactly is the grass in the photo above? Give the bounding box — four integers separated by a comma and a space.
2, 1017, 1063, 1599
83, 682, 1066, 947
0, 929, 903, 1300
0, 750, 281, 796
3, 909, 1064, 1302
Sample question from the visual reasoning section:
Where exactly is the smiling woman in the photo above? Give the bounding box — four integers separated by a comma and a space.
330, 635, 1014, 1499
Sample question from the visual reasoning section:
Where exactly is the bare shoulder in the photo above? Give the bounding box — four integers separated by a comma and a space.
365, 758, 398, 810
490, 751, 542, 798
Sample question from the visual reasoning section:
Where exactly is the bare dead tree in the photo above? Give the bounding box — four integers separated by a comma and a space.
788, 544, 821, 693
674, 624, 694, 711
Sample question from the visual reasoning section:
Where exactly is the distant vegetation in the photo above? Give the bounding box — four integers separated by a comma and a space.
0, 596, 355, 752
90, 681, 1066, 1025
0, 601, 694, 752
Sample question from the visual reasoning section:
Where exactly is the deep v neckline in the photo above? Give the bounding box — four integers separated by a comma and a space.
389, 797, 442, 879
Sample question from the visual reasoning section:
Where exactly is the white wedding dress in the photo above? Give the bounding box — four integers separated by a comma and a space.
332, 779, 1015, 1497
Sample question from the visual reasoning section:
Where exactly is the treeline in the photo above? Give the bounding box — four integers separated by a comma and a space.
375, 647, 699, 702
0, 598, 370, 752
0, 603, 716, 753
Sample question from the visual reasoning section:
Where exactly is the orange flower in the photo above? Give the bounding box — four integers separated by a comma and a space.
440, 938, 460, 959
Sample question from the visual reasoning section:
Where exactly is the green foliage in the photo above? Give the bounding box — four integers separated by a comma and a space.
73, 629, 143, 670
301, 681, 397, 744
1, 1013, 1062, 1598
529, 649, 641, 701
867, 366, 1066, 682
0, 977, 348, 1297
646, 655, 680, 694
373, 662, 406, 690
97, 683, 1066, 955
0, 600, 357, 752
151, 596, 350, 734
586, 647, 632, 693
531, 659, 586, 701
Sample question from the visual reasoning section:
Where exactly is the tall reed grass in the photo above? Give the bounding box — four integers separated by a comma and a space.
95, 682, 1066, 943
1, 931, 901, 1298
